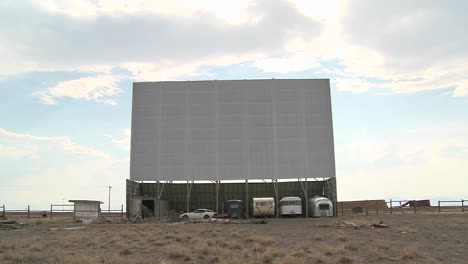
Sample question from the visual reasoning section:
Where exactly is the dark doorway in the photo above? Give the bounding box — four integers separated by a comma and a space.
141, 200, 155, 217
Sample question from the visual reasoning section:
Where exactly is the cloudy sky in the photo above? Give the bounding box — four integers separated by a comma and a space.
1, 0, 467, 209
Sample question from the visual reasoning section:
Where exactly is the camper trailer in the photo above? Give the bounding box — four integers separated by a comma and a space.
308, 197, 334, 217
224, 200, 243, 218
279, 196, 302, 216
253, 197, 275, 217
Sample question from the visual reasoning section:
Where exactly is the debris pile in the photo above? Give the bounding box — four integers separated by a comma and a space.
0, 220, 22, 230
336, 220, 389, 230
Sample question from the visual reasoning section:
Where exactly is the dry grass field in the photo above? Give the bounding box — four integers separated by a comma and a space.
1, 214, 467, 264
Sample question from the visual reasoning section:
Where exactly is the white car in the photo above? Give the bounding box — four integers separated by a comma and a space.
179, 209, 216, 220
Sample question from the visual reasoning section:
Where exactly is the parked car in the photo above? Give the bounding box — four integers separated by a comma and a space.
179, 209, 216, 220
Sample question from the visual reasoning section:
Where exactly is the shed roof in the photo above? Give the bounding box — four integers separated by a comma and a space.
69, 200, 104, 204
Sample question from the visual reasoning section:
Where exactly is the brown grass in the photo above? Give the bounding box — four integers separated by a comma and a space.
402, 244, 424, 260
1, 214, 467, 263
319, 243, 336, 256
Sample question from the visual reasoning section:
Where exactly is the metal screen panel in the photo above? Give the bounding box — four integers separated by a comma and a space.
130, 79, 335, 181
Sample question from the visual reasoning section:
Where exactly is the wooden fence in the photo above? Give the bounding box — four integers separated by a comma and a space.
1, 204, 125, 219
339, 199, 468, 216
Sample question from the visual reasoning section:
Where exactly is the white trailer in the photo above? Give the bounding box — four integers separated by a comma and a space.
279, 196, 302, 216
308, 197, 334, 217
253, 197, 275, 217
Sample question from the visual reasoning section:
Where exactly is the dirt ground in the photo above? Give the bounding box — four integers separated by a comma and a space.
0, 213, 467, 264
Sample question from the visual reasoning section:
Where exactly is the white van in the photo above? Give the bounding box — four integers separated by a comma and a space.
253, 197, 275, 217
279, 196, 302, 216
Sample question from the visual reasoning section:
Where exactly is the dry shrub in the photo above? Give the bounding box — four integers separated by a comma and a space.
290, 250, 305, 258
226, 241, 243, 250
336, 233, 349, 242
402, 244, 424, 260
246, 235, 273, 247
2, 253, 47, 263
314, 256, 325, 264
252, 244, 267, 254
339, 256, 354, 263
265, 247, 286, 258
262, 254, 274, 264
119, 247, 132, 255
30, 243, 47, 252
231, 231, 242, 238
271, 255, 307, 264
369, 247, 391, 261
344, 244, 358, 251
215, 239, 230, 249
319, 243, 335, 256
58, 255, 170, 264
314, 235, 324, 241
165, 244, 191, 260
374, 240, 389, 251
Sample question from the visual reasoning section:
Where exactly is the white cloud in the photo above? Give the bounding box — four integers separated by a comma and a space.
0, 128, 127, 209
336, 122, 468, 200
253, 54, 320, 73
0, 128, 111, 160
0, 0, 321, 77
336, 1, 468, 96
334, 78, 376, 93
33, 75, 122, 105
38, 0, 256, 24
112, 128, 131, 151
1, 0, 468, 98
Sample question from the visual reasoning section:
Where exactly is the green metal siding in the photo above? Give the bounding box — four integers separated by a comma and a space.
126, 179, 337, 217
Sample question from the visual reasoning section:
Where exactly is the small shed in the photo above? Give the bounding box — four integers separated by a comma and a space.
224, 200, 243, 218
308, 197, 334, 217
69, 200, 103, 219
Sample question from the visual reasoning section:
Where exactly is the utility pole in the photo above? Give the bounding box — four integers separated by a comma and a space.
108, 186, 112, 212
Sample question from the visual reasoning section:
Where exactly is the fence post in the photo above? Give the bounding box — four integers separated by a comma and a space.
365, 200, 368, 216
341, 202, 344, 217
438, 201, 441, 213
50, 204, 53, 219
121, 204, 124, 219
462, 199, 464, 213
389, 199, 393, 214
376, 200, 379, 215
27, 205, 30, 218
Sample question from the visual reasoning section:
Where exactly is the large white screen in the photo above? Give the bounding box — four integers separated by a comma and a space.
130, 79, 335, 181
